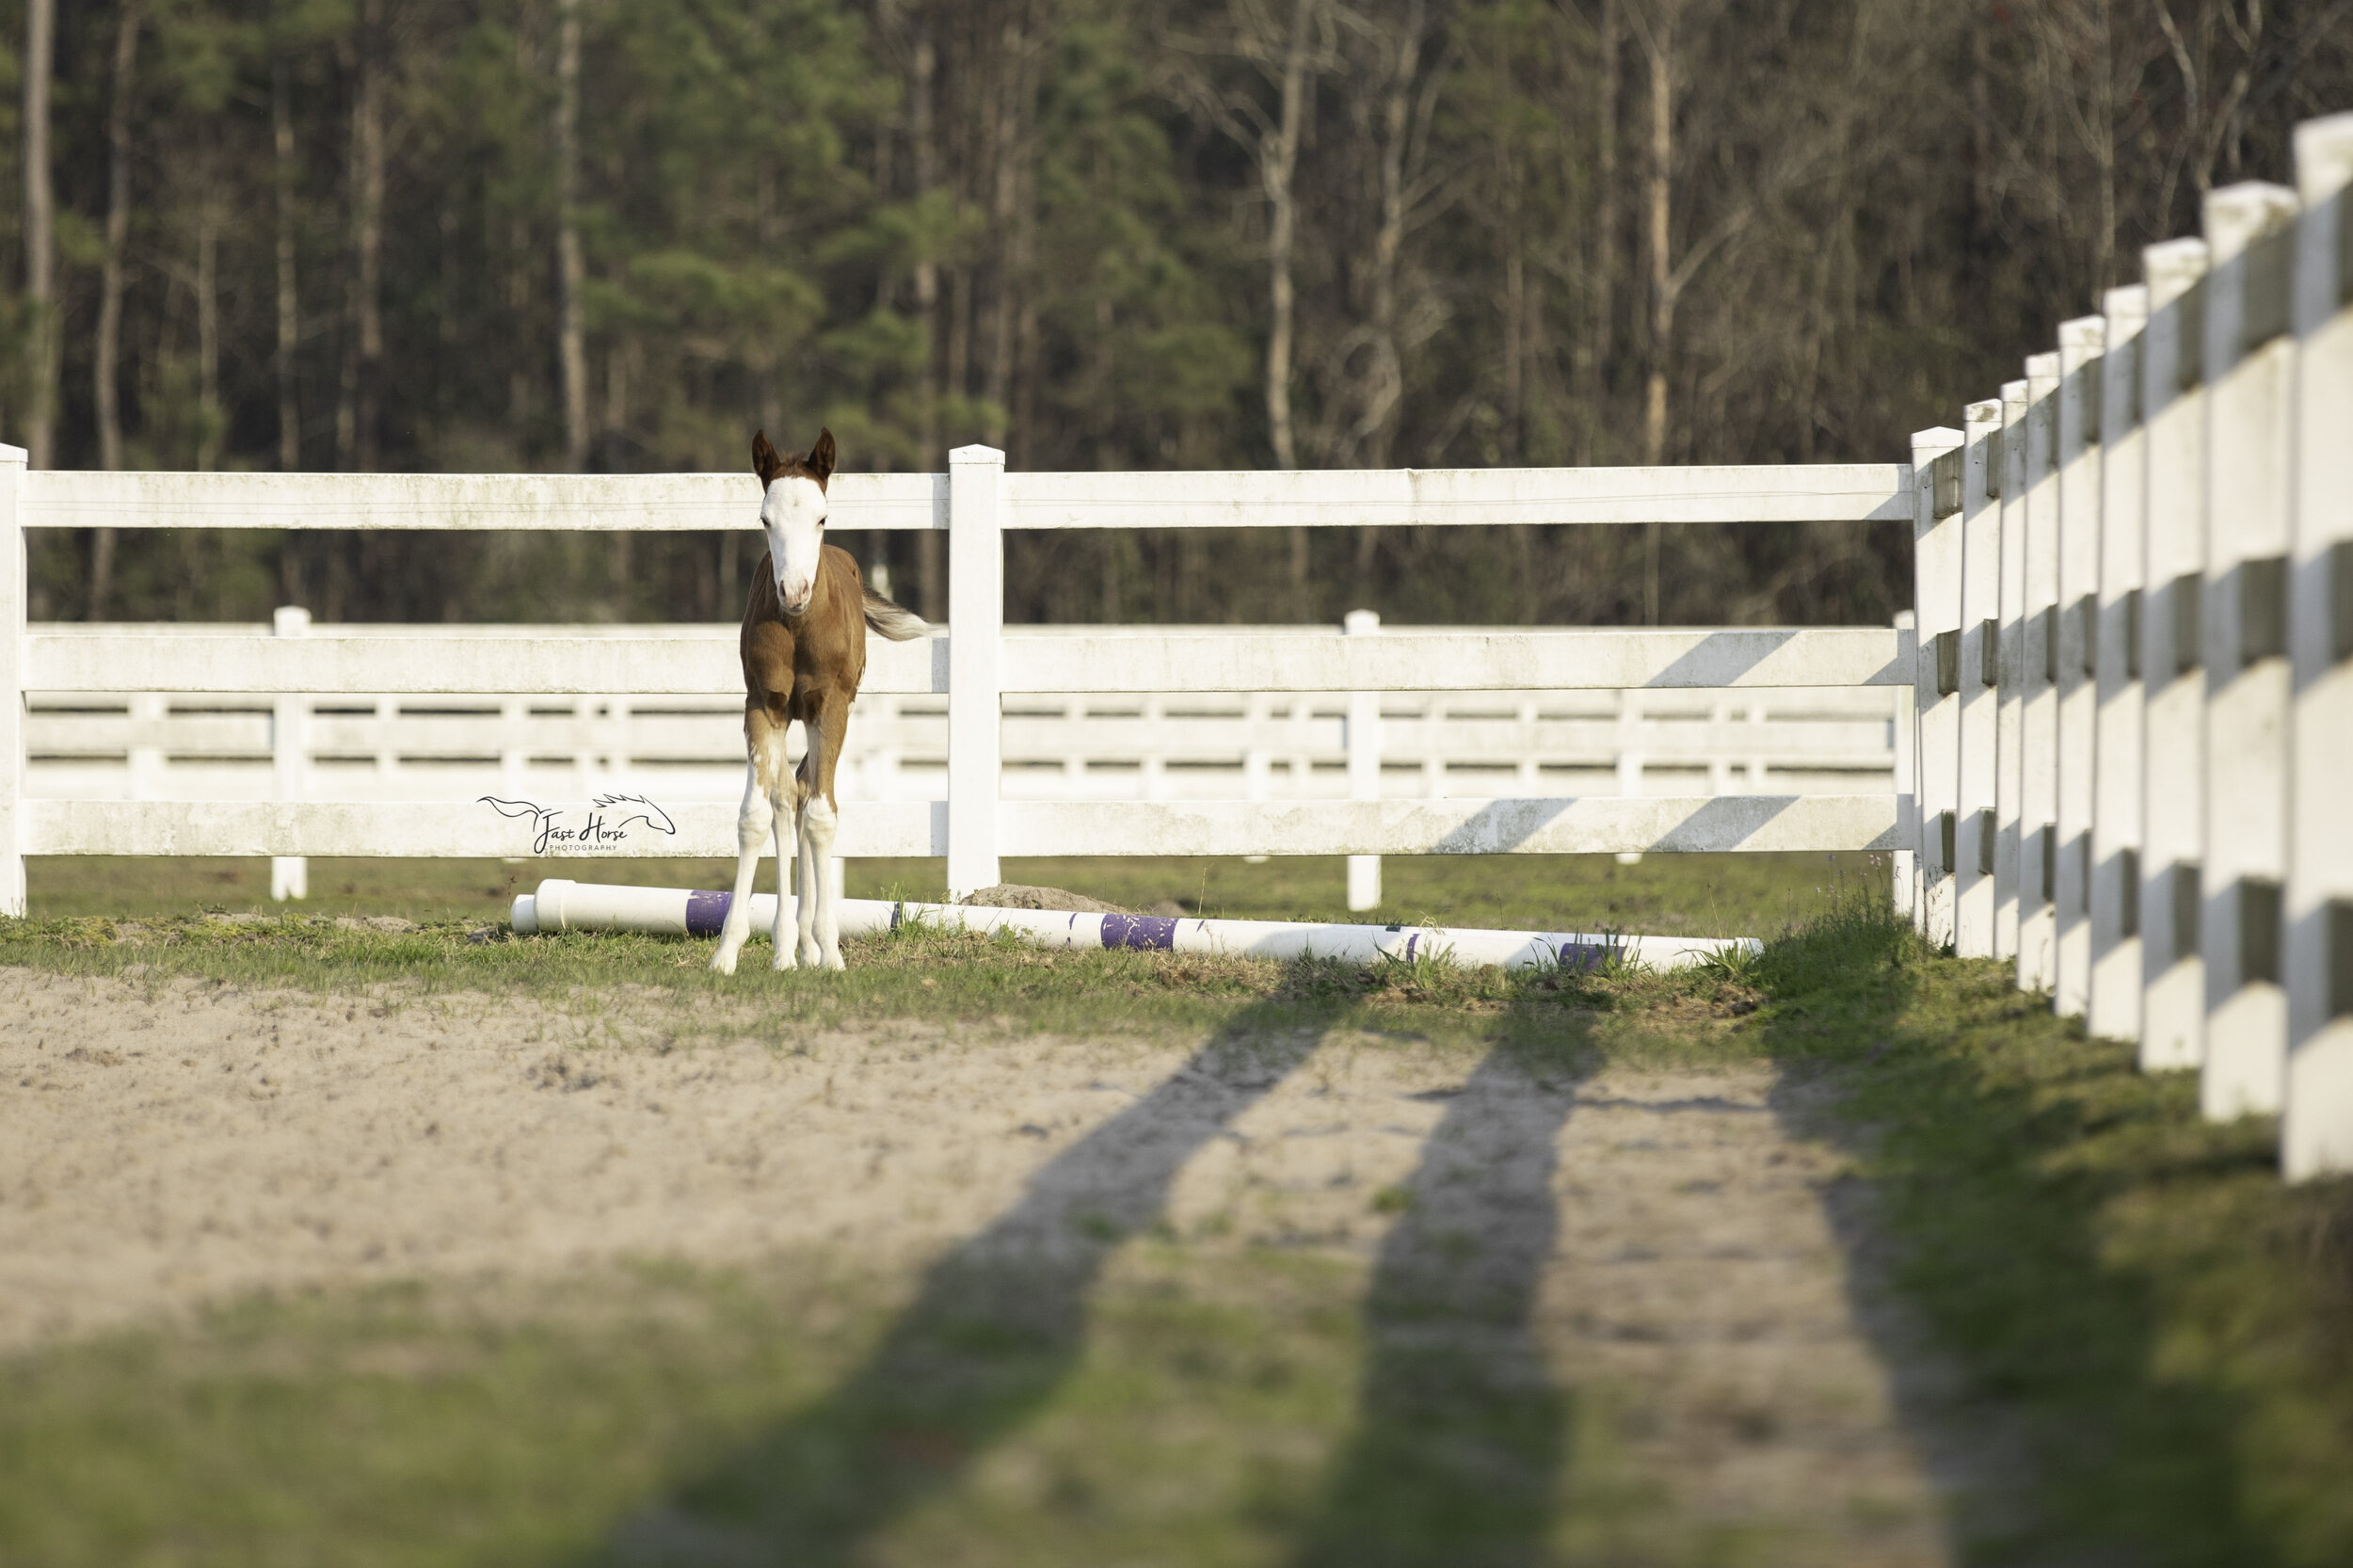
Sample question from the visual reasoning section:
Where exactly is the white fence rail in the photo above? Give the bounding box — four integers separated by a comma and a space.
27, 649, 1897, 809
1900, 110, 2353, 1180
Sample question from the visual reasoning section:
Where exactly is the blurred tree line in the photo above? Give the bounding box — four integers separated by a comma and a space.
7, 0, 2348, 628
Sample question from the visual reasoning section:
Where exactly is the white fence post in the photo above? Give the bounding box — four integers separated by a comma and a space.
2055, 314, 2107, 1016
2019, 350, 2063, 995
1956, 400, 2004, 956
0, 443, 24, 918
1613, 687, 1646, 864
2140, 235, 2213, 1072
2284, 112, 2353, 1178
1995, 379, 2030, 960
270, 606, 311, 901
1894, 609, 1916, 921
947, 443, 1005, 898
2091, 284, 2152, 1041
1911, 425, 1964, 949
1345, 607, 1382, 912
2201, 182, 2302, 1121
126, 693, 167, 800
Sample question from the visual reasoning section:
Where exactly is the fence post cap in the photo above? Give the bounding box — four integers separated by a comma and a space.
2201, 181, 2300, 262
272, 605, 312, 636
1343, 608, 1380, 635
2293, 111, 2353, 202
2058, 314, 2106, 350
0, 444, 24, 470
2143, 236, 2211, 306
947, 444, 1005, 466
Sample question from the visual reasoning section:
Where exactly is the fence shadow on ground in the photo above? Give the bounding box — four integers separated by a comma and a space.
1286, 1045, 1583, 1568
593, 995, 1594, 1567
1755, 904, 2281, 1567
595, 998, 1332, 1563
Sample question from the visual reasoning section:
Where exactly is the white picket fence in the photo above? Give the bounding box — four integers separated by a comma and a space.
1900, 110, 2353, 1179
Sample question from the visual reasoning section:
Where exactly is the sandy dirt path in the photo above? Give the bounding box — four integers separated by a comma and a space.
0, 968, 1952, 1561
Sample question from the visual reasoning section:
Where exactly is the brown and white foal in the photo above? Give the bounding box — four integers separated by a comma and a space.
711, 429, 926, 973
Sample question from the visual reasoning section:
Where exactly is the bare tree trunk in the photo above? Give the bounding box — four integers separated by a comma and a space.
91, 2, 142, 620
22, 0, 56, 470
1354, 0, 1423, 471
911, 21, 943, 616
2089, 0, 2118, 291
507, 215, 533, 431
355, 0, 384, 472
96, 3, 140, 474
1580, 0, 1617, 456
1641, 1, 1676, 625
1500, 165, 1525, 464
278, 50, 304, 601
554, 0, 589, 471
274, 55, 301, 472
982, 11, 1032, 451
1263, 0, 1317, 472
197, 184, 220, 471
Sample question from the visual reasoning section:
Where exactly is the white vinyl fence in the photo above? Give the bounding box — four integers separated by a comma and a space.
3, 108, 2345, 1182
0, 461, 1914, 921
1899, 111, 2353, 1179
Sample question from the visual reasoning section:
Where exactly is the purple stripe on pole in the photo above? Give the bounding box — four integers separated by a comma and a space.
1099, 914, 1178, 951
1405, 933, 1419, 962
1552, 940, 1615, 973
685, 889, 731, 936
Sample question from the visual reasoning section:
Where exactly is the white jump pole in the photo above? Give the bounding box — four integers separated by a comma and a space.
509, 878, 1756, 973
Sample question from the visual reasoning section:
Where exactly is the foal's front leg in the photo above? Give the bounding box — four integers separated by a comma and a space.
709, 757, 767, 975
712, 711, 794, 975
796, 696, 846, 970
797, 790, 842, 969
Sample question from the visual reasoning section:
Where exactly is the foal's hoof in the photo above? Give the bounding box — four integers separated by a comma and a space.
709, 947, 740, 976
771, 947, 798, 972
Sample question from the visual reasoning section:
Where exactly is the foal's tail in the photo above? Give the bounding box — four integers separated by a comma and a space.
862, 584, 930, 641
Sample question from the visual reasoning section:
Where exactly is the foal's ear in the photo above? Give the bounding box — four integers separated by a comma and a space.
806, 427, 837, 485
752, 429, 783, 485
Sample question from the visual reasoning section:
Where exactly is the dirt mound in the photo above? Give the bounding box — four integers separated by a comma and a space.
955, 884, 1136, 915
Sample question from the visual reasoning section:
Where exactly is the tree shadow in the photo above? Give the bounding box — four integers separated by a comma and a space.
1286, 1043, 1586, 1568
595, 1000, 1332, 1565
1755, 904, 2285, 1567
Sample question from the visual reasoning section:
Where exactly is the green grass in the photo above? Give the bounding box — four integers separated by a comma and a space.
25, 849, 1876, 936
1754, 895, 2353, 1566
2, 887, 2350, 1565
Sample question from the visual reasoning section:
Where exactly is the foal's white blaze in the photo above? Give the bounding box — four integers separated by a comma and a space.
761, 474, 828, 615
